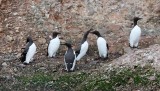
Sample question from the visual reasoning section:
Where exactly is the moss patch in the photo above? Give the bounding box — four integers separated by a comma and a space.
2, 65, 160, 91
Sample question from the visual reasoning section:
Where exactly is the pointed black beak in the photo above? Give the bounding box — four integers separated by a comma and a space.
139, 18, 142, 20
57, 32, 61, 34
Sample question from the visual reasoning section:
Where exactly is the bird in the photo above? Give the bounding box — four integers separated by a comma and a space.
129, 17, 142, 48
75, 29, 92, 61
47, 32, 61, 57
61, 42, 76, 72
21, 37, 37, 64
90, 30, 109, 59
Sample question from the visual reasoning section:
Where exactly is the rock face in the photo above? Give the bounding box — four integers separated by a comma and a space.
0, 0, 160, 61
103, 44, 160, 71
38, 38, 46, 44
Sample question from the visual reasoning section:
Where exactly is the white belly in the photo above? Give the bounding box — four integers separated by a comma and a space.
48, 36, 60, 57
76, 41, 89, 61
129, 25, 141, 47
24, 43, 36, 63
97, 37, 107, 58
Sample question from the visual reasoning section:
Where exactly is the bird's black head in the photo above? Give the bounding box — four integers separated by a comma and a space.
61, 42, 72, 48
81, 28, 93, 43
52, 32, 61, 38
90, 30, 102, 37
26, 37, 33, 43
84, 28, 93, 36
133, 17, 142, 26
134, 17, 142, 21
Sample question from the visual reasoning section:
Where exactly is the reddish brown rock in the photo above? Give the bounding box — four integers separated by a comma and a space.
107, 23, 122, 34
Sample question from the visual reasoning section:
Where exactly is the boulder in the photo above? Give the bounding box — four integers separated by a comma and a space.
103, 44, 160, 71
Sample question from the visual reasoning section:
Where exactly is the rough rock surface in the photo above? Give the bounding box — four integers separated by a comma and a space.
102, 44, 160, 71
0, 0, 160, 84
0, 0, 160, 55
0, 0, 160, 90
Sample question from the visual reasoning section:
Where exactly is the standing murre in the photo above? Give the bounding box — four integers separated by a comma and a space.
61, 42, 76, 72
21, 37, 37, 65
47, 32, 61, 57
75, 29, 92, 61
91, 30, 109, 59
129, 17, 142, 48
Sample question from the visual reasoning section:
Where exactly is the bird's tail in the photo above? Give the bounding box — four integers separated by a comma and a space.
67, 63, 73, 72
20, 53, 26, 63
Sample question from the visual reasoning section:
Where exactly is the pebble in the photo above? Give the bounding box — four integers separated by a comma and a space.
15, 27, 20, 33
2, 62, 8, 67
18, 64, 26, 68
148, 75, 156, 81
6, 35, 13, 42
13, 12, 18, 16
16, 53, 21, 58
39, 67, 46, 70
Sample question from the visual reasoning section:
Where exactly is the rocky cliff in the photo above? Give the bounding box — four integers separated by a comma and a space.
0, 0, 160, 90
0, 0, 160, 55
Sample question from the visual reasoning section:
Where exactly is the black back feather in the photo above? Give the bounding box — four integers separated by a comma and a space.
21, 37, 33, 63
64, 43, 76, 72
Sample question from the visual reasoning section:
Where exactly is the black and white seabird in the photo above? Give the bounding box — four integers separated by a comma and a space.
91, 30, 109, 59
129, 17, 142, 48
61, 42, 76, 72
75, 29, 92, 61
21, 37, 37, 64
47, 32, 61, 57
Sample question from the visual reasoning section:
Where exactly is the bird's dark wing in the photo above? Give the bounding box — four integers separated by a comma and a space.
20, 53, 26, 62
107, 43, 109, 50
47, 44, 49, 56
20, 43, 31, 62
21, 49, 28, 62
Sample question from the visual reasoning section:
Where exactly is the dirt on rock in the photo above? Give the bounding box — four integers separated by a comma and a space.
0, 0, 160, 90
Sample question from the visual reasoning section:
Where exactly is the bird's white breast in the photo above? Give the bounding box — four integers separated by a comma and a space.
97, 37, 107, 57
25, 43, 37, 63
76, 41, 89, 61
48, 36, 60, 57
129, 25, 141, 47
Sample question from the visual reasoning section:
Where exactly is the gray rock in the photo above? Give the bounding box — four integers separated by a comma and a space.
13, 12, 18, 16
87, 6, 95, 16
18, 64, 26, 68
6, 35, 13, 42
148, 75, 156, 81
15, 27, 20, 33
39, 67, 46, 70
102, 44, 160, 71
16, 53, 21, 58
2, 62, 7, 67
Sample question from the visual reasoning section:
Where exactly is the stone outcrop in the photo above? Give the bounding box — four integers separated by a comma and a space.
103, 44, 160, 71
